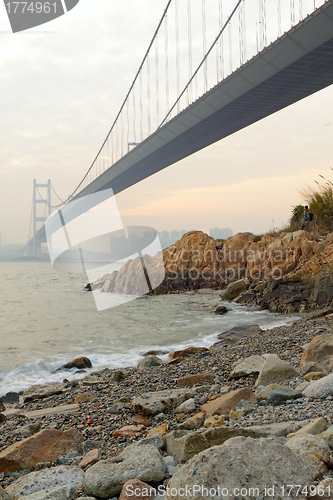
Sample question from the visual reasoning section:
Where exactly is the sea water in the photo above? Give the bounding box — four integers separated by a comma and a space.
0, 262, 296, 396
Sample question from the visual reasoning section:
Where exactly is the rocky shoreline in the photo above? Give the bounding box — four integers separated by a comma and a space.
1, 307, 333, 499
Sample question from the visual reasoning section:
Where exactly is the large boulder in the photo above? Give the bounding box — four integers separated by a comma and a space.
5, 466, 84, 498
165, 437, 315, 499
83, 444, 165, 498
300, 335, 333, 374
20, 384, 65, 404
0, 429, 84, 473
165, 421, 307, 463
219, 278, 250, 300
255, 354, 300, 386
285, 434, 330, 479
0, 486, 13, 500
59, 357, 92, 371
137, 355, 163, 368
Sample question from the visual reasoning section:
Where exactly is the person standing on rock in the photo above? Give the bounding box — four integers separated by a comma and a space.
301, 205, 311, 230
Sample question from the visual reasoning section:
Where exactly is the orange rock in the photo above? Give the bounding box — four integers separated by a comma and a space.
79, 448, 100, 469
176, 372, 215, 387
200, 388, 256, 416
119, 479, 156, 500
169, 347, 208, 360
74, 392, 93, 403
0, 428, 84, 473
112, 425, 145, 438
86, 418, 93, 425
177, 412, 206, 431
166, 357, 185, 365
127, 416, 152, 426
146, 423, 169, 437
175, 414, 186, 421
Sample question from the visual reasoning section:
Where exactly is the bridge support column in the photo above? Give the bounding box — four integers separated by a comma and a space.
29, 179, 51, 257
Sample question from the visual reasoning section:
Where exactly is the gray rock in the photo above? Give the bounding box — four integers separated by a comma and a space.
303, 373, 333, 399
5, 466, 84, 498
165, 437, 315, 500
19, 423, 41, 438
175, 398, 196, 414
135, 434, 164, 449
268, 386, 303, 406
212, 324, 263, 347
1, 392, 19, 403
165, 421, 308, 463
255, 354, 300, 386
219, 278, 250, 300
19, 384, 65, 404
229, 355, 265, 379
83, 444, 165, 498
17, 485, 76, 500
285, 434, 330, 479
83, 440, 105, 455
132, 388, 197, 416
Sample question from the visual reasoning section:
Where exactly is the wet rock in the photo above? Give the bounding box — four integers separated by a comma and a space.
5, 465, 84, 498
165, 437, 314, 499
83, 444, 165, 498
169, 347, 208, 360
132, 388, 197, 416
229, 355, 265, 379
286, 434, 330, 479
0, 429, 84, 473
137, 356, 164, 368
300, 335, 333, 374
0, 413, 6, 425
303, 373, 333, 399
212, 305, 228, 315
211, 325, 263, 347
59, 357, 92, 371
110, 370, 126, 382
255, 354, 300, 386
200, 388, 256, 416
1, 393, 19, 404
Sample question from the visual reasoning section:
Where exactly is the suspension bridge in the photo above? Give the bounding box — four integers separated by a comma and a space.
28, 0, 333, 256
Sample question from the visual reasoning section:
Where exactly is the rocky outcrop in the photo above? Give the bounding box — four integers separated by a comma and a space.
165, 437, 315, 499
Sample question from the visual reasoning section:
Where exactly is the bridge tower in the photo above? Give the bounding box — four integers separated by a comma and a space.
29, 179, 51, 257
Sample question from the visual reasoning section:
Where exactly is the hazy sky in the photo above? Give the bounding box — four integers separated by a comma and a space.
0, 0, 332, 244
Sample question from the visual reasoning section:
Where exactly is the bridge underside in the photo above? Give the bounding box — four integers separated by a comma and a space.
36, 1, 333, 245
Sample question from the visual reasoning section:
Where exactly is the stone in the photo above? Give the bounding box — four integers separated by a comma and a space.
119, 479, 156, 500
255, 354, 300, 386
83, 440, 105, 455
175, 398, 196, 414
110, 370, 126, 382
169, 347, 208, 360
0, 414, 6, 425
289, 417, 328, 438
165, 421, 306, 463
132, 388, 197, 416
304, 371, 326, 381
303, 373, 333, 399
300, 361, 322, 376
1, 392, 19, 403
203, 416, 225, 428
296, 381, 310, 392
137, 356, 164, 368
268, 386, 303, 406
13, 404, 80, 420
165, 437, 314, 500
212, 305, 228, 315
74, 392, 93, 403
58, 357, 92, 371
300, 335, 333, 374
176, 372, 215, 387
79, 449, 100, 469
5, 465, 84, 498
177, 413, 205, 431
0, 428, 84, 473
0, 399, 5, 412
19, 423, 41, 438
285, 434, 330, 479
219, 278, 250, 300
200, 388, 256, 416
146, 423, 168, 437
229, 400, 256, 419
112, 425, 145, 438
229, 355, 265, 379
83, 444, 165, 498
13, 485, 76, 500
19, 384, 65, 404
0, 485, 13, 500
